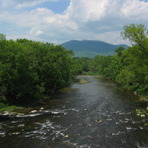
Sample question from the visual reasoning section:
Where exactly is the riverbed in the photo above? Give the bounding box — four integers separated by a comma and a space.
0, 76, 147, 148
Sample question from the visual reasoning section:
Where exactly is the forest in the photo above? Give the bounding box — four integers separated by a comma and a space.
75, 24, 148, 96
0, 24, 148, 107
0, 38, 80, 105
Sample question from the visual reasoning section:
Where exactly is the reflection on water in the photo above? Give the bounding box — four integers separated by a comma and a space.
0, 76, 148, 148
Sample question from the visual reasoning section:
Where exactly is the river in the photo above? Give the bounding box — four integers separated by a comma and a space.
0, 75, 147, 148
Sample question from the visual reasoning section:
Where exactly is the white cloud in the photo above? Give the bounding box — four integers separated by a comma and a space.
66, 0, 109, 22
64, 0, 148, 44
0, 0, 148, 45
35, 30, 44, 36
66, 0, 148, 23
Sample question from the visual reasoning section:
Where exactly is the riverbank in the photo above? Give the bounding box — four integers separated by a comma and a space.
0, 103, 22, 112
0, 102, 46, 119
0, 75, 147, 116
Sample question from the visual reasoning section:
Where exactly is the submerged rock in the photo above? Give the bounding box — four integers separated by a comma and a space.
96, 119, 102, 123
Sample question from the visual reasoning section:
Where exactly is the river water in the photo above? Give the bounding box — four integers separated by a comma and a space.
0, 76, 147, 148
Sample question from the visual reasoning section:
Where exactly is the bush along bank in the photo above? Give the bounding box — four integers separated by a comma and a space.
0, 39, 80, 107
76, 24, 148, 97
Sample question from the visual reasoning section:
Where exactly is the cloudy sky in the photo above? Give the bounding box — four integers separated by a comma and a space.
0, 0, 148, 45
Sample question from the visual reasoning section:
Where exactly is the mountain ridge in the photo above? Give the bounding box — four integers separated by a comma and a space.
61, 40, 128, 57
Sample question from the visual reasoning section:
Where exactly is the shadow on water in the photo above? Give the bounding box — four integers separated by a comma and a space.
0, 75, 147, 148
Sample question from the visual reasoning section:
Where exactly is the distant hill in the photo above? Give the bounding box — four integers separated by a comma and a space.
61, 40, 128, 57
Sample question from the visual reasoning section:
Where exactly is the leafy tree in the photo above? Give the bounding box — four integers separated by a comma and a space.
0, 34, 6, 40
85, 24, 148, 95
118, 24, 148, 94
115, 46, 125, 57
73, 57, 92, 73
0, 39, 76, 105
121, 24, 148, 58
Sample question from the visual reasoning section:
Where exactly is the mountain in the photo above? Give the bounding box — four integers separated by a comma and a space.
61, 40, 128, 57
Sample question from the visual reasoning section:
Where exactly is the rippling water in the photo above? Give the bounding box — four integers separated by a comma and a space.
0, 76, 147, 148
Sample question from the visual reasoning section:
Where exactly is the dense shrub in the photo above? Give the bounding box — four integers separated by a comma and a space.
0, 39, 75, 104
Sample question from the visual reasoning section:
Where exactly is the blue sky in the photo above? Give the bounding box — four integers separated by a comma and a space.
0, 0, 148, 45
38, 0, 70, 13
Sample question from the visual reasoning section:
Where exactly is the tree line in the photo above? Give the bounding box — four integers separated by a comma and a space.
0, 38, 79, 105
75, 24, 148, 96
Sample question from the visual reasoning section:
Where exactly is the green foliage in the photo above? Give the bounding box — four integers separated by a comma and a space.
73, 57, 92, 73
121, 24, 148, 46
0, 102, 21, 112
91, 55, 113, 76
0, 104, 21, 112
115, 46, 125, 57
83, 24, 148, 96
116, 69, 136, 90
0, 39, 76, 105
121, 24, 148, 58
0, 33, 6, 40
0, 24, 147, 106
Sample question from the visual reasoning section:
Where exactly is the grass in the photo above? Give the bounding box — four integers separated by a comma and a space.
0, 102, 22, 113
